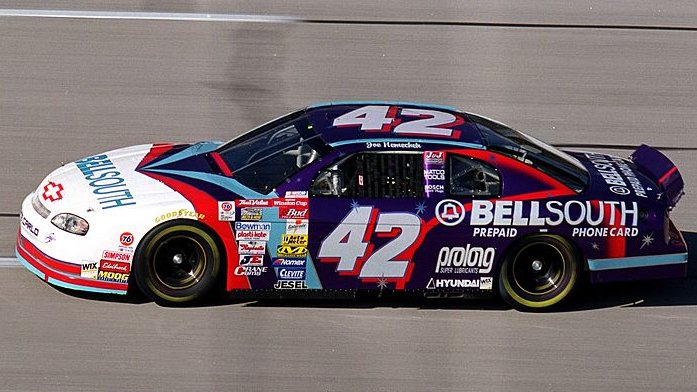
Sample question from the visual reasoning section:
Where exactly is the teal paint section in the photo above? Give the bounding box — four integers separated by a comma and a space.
146, 169, 265, 199
588, 253, 688, 271
141, 141, 221, 169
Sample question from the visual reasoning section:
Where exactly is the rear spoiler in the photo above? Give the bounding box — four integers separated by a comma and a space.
630, 144, 684, 208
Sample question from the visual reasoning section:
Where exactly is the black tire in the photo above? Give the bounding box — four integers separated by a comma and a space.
499, 235, 581, 311
134, 220, 222, 305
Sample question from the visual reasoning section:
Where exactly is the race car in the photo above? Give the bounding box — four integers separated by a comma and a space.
16, 102, 688, 310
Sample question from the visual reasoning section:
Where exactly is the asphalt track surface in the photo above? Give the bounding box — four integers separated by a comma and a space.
2, 3, 697, 391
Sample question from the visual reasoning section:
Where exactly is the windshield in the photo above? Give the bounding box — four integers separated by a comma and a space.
217, 112, 330, 194
468, 113, 589, 192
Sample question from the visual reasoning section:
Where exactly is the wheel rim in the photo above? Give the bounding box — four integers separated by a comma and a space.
511, 242, 566, 297
151, 235, 207, 290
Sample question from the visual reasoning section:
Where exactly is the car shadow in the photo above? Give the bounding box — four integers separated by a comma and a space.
53, 231, 697, 311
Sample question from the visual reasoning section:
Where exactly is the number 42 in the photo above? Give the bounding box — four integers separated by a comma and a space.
332, 105, 464, 139
318, 206, 422, 282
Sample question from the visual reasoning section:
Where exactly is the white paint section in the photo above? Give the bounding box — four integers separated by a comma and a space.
0, 9, 299, 23
0, 257, 20, 267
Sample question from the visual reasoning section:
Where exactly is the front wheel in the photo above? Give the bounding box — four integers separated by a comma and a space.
134, 221, 222, 305
499, 235, 581, 311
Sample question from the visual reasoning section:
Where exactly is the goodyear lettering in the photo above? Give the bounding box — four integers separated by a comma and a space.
155, 209, 205, 223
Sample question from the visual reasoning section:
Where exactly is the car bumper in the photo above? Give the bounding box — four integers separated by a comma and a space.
588, 218, 688, 283
16, 232, 128, 295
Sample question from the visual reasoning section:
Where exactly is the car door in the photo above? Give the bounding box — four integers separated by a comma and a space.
424, 151, 503, 291
307, 151, 429, 290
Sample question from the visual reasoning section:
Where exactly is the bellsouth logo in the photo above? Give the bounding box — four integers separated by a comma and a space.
435, 199, 465, 226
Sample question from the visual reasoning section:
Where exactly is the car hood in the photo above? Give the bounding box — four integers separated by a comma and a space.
34, 143, 199, 217
566, 149, 660, 203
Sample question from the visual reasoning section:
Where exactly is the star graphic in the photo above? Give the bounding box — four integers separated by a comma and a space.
641, 233, 654, 249
349, 199, 360, 212
376, 278, 388, 290
591, 242, 599, 251
414, 201, 427, 215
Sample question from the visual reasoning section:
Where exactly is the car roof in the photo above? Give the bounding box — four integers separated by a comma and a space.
304, 101, 486, 150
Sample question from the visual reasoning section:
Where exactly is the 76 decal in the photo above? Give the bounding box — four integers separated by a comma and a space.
317, 206, 424, 288
332, 105, 464, 139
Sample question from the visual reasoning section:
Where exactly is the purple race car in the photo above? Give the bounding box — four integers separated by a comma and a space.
17, 102, 687, 309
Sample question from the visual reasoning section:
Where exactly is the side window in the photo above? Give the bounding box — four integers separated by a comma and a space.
218, 115, 324, 194
312, 153, 424, 198
449, 155, 501, 197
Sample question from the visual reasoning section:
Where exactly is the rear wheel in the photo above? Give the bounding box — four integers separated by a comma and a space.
499, 235, 581, 311
134, 221, 222, 305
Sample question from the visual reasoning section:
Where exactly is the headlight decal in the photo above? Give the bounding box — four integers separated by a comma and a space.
51, 213, 89, 236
